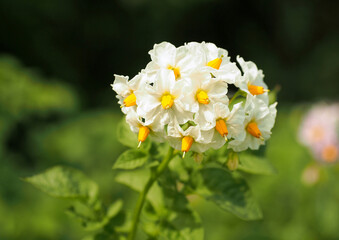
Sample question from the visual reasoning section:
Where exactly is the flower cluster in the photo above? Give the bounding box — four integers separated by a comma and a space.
299, 103, 339, 163
112, 42, 277, 156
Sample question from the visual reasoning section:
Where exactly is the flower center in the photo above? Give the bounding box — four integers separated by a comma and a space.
161, 93, 175, 109
123, 93, 136, 107
215, 119, 228, 141
167, 65, 180, 79
311, 126, 324, 142
196, 90, 210, 104
321, 145, 338, 163
246, 121, 263, 139
181, 136, 194, 157
248, 85, 269, 95
207, 57, 223, 70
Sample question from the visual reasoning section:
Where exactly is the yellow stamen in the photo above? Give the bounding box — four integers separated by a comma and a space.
181, 136, 194, 157
161, 94, 175, 109
123, 93, 136, 107
248, 85, 269, 95
138, 126, 150, 146
207, 57, 222, 70
215, 119, 228, 140
246, 122, 262, 139
321, 145, 338, 163
196, 90, 210, 104
167, 65, 181, 79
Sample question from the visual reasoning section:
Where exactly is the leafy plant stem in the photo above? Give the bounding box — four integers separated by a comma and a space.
127, 145, 174, 240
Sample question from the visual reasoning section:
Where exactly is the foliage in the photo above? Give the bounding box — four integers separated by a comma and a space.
1, 56, 339, 240
0, 56, 78, 120
24, 112, 280, 239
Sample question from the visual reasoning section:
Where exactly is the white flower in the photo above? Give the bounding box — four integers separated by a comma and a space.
145, 42, 205, 80
181, 70, 229, 130
298, 103, 339, 163
135, 69, 194, 126
200, 42, 241, 84
235, 56, 269, 104
298, 103, 338, 148
167, 121, 214, 155
111, 73, 146, 114
209, 102, 246, 149
112, 41, 278, 155
228, 95, 277, 152
125, 109, 164, 147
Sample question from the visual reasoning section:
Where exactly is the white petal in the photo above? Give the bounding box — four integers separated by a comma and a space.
217, 62, 241, 84
176, 43, 205, 73
156, 69, 176, 93
209, 130, 227, 150
195, 105, 215, 130
236, 55, 259, 79
112, 74, 130, 97
135, 92, 161, 116
167, 120, 182, 138
149, 42, 176, 68
258, 102, 277, 132
208, 80, 228, 99
213, 102, 230, 119
126, 109, 142, 130
196, 128, 214, 144
172, 104, 194, 124
227, 103, 246, 141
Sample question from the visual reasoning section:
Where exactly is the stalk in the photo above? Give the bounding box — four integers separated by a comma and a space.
128, 146, 174, 240
229, 90, 243, 104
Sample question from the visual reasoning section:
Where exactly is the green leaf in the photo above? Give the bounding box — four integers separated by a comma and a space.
66, 202, 104, 231
159, 210, 204, 240
23, 166, 98, 202
117, 117, 138, 148
238, 153, 277, 175
117, 118, 151, 151
67, 199, 123, 232
194, 167, 262, 220
113, 149, 149, 170
115, 169, 164, 213
168, 155, 189, 182
107, 199, 123, 219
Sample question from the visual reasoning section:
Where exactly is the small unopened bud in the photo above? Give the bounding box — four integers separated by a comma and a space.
227, 151, 239, 171
193, 153, 204, 164
301, 165, 320, 186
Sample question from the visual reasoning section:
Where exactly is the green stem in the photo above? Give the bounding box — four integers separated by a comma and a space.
128, 146, 174, 240
229, 90, 243, 105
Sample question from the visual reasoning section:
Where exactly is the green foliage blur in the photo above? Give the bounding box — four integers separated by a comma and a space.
1, 0, 339, 239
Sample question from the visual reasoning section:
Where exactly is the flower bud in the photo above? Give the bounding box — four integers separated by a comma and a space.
227, 151, 239, 171
193, 153, 204, 164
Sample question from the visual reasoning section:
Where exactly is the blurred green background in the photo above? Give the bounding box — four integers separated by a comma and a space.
1, 0, 339, 239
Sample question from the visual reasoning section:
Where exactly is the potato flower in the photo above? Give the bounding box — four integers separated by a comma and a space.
111, 41, 278, 156
298, 103, 339, 163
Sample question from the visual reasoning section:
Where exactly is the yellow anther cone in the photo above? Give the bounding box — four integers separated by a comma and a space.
161, 94, 174, 109
207, 57, 222, 70
246, 122, 263, 139
181, 136, 194, 158
137, 126, 150, 148
248, 85, 269, 96
196, 90, 210, 104
215, 119, 228, 140
168, 65, 181, 79
123, 93, 137, 107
